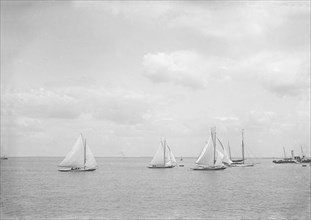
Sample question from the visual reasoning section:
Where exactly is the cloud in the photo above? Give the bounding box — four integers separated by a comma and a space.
215, 116, 239, 122
143, 50, 215, 89
2, 86, 152, 125
240, 52, 310, 97
3, 88, 80, 119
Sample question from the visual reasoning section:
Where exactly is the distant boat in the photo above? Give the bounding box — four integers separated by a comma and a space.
272, 147, 298, 164
192, 128, 226, 171
231, 129, 254, 167
179, 156, 184, 167
0, 156, 8, 160
299, 146, 311, 163
227, 141, 243, 164
148, 138, 177, 168
58, 134, 97, 172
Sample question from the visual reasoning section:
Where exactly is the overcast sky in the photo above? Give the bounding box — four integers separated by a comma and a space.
1, 1, 310, 158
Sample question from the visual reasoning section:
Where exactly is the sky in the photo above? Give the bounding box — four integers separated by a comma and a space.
1, 1, 310, 158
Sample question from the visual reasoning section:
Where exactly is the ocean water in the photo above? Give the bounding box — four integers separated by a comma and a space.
0, 157, 310, 220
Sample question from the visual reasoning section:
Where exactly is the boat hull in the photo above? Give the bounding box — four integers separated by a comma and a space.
147, 165, 174, 168
272, 160, 298, 164
231, 164, 254, 167
191, 166, 226, 171
58, 167, 96, 172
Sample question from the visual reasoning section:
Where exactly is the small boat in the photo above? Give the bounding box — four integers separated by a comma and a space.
272, 147, 299, 164
148, 138, 177, 168
179, 156, 184, 167
58, 134, 97, 172
231, 129, 254, 167
299, 146, 311, 163
192, 128, 226, 171
0, 156, 8, 160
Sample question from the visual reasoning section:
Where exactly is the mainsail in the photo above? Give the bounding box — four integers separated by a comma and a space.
149, 139, 176, 167
59, 134, 97, 169
194, 128, 225, 169
217, 138, 232, 165
195, 136, 214, 166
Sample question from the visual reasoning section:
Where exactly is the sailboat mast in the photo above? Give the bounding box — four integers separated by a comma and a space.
242, 129, 245, 164
228, 141, 232, 160
301, 146, 304, 158
163, 139, 166, 166
84, 139, 86, 168
283, 146, 286, 159
212, 128, 216, 165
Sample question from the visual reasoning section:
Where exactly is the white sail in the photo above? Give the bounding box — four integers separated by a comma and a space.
167, 145, 177, 166
149, 139, 176, 167
195, 136, 215, 166
59, 135, 85, 168
215, 149, 224, 167
85, 144, 97, 168
150, 142, 166, 166
217, 138, 232, 165
59, 134, 97, 169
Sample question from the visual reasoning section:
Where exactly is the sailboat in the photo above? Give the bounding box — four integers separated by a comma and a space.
228, 141, 243, 164
58, 134, 97, 172
217, 138, 232, 166
179, 156, 184, 167
148, 139, 177, 168
232, 129, 254, 167
192, 128, 226, 171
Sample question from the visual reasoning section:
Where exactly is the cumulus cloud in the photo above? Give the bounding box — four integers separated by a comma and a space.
142, 50, 234, 89
2, 88, 80, 119
238, 52, 310, 97
143, 50, 207, 89
2, 86, 152, 125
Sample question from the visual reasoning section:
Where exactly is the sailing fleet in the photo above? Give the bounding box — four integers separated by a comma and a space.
2, 128, 309, 169
1, 127, 309, 170
55, 128, 261, 172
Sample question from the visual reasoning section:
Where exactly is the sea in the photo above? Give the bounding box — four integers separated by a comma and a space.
0, 157, 310, 220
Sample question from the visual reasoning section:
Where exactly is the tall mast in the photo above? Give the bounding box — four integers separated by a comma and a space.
212, 128, 216, 165
84, 138, 86, 168
228, 141, 232, 160
283, 146, 286, 159
242, 129, 245, 164
301, 146, 304, 158
162, 138, 165, 166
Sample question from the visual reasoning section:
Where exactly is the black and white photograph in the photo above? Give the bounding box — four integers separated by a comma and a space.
1, 0, 310, 219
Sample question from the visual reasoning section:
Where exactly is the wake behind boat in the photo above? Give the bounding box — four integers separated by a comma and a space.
192, 128, 226, 171
148, 138, 177, 168
58, 134, 97, 172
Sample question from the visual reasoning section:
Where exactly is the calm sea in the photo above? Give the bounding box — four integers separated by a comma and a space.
0, 157, 310, 219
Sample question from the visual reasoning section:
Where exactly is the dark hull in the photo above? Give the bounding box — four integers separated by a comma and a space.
231, 159, 243, 163
147, 165, 174, 169
272, 160, 297, 164
191, 166, 226, 171
58, 168, 96, 172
